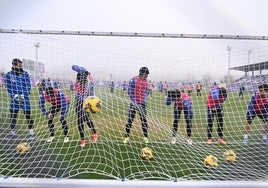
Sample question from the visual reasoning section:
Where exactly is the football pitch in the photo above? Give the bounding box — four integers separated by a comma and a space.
0, 86, 268, 181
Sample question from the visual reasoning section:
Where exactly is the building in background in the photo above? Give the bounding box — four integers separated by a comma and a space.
22, 58, 45, 85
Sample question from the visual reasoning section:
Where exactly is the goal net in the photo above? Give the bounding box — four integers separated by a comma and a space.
0, 29, 268, 183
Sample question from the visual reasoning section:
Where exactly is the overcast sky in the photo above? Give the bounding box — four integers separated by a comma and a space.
1, 0, 268, 82
1, 0, 268, 35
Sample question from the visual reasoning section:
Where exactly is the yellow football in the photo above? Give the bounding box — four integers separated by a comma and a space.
204, 154, 218, 168
223, 149, 237, 163
140, 147, 153, 160
83, 96, 101, 113
16, 142, 30, 155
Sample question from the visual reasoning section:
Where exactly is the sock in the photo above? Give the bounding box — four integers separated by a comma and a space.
11, 130, 16, 135
244, 134, 248, 139
29, 129, 34, 135
263, 134, 267, 140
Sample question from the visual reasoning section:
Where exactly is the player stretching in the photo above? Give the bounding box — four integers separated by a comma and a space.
72, 65, 98, 147
39, 87, 70, 143
123, 67, 150, 144
206, 86, 227, 145
166, 89, 193, 145
243, 84, 268, 144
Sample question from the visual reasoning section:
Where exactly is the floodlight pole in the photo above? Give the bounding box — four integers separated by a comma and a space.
34, 42, 40, 81
247, 49, 252, 76
227, 46, 232, 81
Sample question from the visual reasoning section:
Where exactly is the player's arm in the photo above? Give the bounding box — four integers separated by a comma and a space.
263, 103, 268, 121
59, 90, 69, 119
145, 82, 149, 98
5, 72, 13, 95
183, 99, 193, 119
39, 94, 47, 116
165, 91, 173, 105
24, 72, 31, 95
128, 78, 136, 103
247, 93, 256, 118
165, 97, 172, 105
211, 88, 219, 100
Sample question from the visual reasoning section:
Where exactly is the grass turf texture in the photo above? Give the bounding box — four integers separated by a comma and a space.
0, 87, 268, 180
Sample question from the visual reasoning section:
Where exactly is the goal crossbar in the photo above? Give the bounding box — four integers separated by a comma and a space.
0, 28, 268, 40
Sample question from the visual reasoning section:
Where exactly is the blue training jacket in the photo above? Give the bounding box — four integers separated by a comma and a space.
6, 70, 32, 110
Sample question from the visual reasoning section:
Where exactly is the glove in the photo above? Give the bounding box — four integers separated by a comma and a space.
59, 116, 65, 122
14, 94, 25, 105
215, 104, 222, 110
208, 108, 216, 114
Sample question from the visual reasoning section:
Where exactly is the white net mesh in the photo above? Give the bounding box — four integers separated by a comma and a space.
0, 30, 268, 181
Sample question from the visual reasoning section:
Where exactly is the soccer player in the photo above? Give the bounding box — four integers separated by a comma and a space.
166, 89, 193, 144
243, 84, 268, 144
187, 83, 193, 95
148, 80, 154, 98
5, 58, 35, 140
123, 67, 150, 144
163, 81, 169, 96
53, 80, 60, 89
40, 79, 46, 94
46, 78, 52, 87
39, 87, 70, 143
158, 81, 163, 92
196, 81, 202, 96
72, 65, 98, 147
180, 83, 185, 93
206, 86, 227, 145
238, 84, 245, 100
109, 81, 115, 94
121, 81, 128, 91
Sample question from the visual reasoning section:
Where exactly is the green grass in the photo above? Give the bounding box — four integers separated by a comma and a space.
0, 87, 268, 181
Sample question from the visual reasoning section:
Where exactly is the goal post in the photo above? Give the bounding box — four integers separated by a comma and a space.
1, 178, 268, 188
0, 29, 268, 187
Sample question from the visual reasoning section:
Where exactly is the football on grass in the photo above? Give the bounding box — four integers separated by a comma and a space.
223, 149, 237, 163
140, 147, 153, 160
204, 154, 218, 168
16, 142, 30, 155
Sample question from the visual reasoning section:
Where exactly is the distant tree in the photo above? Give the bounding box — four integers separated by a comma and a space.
0, 71, 5, 76
220, 75, 235, 84
202, 73, 212, 89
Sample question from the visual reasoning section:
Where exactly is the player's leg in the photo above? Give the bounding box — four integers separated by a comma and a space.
138, 103, 149, 143
243, 112, 254, 144
184, 111, 192, 144
124, 103, 136, 143
207, 108, 214, 144
171, 108, 180, 144
24, 110, 34, 139
46, 106, 57, 142
8, 109, 19, 139
258, 115, 268, 144
60, 117, 68, 136
59, 103, 70, 142
83, 113, 98, 143
60, 116, 69, 143
263, 120, 268, 144
75, 98, 86, 147
216, 108, 226, 145
197, 89, 201, 96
